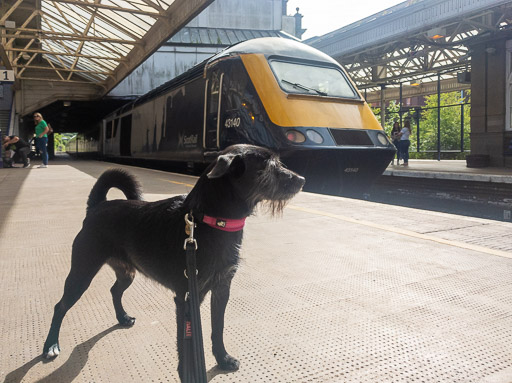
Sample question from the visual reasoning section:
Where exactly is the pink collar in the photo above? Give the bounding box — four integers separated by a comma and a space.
201, 215, 246, 232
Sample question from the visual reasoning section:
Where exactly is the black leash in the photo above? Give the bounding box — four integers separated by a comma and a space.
182, 213, 207, 383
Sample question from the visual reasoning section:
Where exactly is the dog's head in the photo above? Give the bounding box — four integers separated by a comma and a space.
204, 144, 305, 216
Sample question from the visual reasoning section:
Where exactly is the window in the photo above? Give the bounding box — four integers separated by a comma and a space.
269, 60, 358, 99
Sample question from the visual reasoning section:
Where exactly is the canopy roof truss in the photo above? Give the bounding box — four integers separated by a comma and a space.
301, 1, 512, 101
1, 0, 213, 94
339, 4, 512, 93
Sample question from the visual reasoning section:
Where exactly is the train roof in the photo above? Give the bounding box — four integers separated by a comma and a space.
114, 37, 340, 115
209, 37, 341, 67
131, 59, 208, 108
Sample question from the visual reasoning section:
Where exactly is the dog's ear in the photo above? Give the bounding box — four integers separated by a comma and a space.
207, 154, 245, 179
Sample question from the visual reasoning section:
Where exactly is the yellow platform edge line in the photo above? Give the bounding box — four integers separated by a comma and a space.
159, 178, 195, 187
288, 205, 512, 259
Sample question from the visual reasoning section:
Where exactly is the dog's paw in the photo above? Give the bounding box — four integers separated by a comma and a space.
44, 343, 60, 359
217, 354, 240, 371
118, 314, 136, 327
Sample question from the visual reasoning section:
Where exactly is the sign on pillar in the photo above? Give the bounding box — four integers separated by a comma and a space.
1, 70, 15, 83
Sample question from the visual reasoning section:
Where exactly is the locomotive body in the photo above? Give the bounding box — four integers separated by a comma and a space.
97, 37, 395, 195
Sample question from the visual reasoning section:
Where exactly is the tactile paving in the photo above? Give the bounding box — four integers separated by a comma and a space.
1, 160, 512, 382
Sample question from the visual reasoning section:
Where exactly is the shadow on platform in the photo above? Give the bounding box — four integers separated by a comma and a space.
3, 325, 123, 383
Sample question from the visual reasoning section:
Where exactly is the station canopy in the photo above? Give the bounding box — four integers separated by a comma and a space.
1, 0, 213, 94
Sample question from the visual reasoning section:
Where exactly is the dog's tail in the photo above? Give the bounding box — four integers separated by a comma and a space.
87, 169, 143, 212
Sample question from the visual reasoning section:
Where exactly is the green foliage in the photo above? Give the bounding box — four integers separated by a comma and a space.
419, 90, 471, 152
53, 133, 76, 152
371, 101, 400, 137
371, 91, 471, 153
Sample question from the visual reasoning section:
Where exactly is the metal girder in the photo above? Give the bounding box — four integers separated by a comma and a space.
51, 0, 167, 18
2, 0, 213, 93
345, 9, 508, 92
364, 78, 470, 104
102, 0, 215, 95
4, 47, 128, 62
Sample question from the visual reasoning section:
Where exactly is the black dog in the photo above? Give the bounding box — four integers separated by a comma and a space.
43, 144, 305, 378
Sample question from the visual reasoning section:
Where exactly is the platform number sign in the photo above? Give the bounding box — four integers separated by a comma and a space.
1, 70, 14, 82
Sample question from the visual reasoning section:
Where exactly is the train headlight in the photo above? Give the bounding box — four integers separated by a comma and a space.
286, 130, 306, 143
306, 130, 324, 144
377, 133, 389, 146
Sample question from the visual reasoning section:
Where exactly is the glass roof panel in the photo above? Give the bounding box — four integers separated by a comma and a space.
37, 0, 178, 83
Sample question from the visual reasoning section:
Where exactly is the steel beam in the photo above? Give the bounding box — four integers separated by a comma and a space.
101, 0, 214, 95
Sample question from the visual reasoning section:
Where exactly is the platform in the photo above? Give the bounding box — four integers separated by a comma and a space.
384, 159, 512, 183
1, 158, 512, 383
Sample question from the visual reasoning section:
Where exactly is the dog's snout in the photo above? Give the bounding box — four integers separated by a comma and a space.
294, 174, 306, 190
279, 168, 305, 191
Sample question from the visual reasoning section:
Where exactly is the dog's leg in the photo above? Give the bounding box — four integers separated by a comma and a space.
43, 253, 102, 359
211, 281, 240, 371
108, 259, 136, 326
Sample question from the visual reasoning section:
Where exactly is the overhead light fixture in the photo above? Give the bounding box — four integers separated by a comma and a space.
410, 80, 421, 87
63, 101, 71, 107
21, 53, 30, 60
427, 27, 446, 40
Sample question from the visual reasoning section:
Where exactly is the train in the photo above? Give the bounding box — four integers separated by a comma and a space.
68, 37, 395, 195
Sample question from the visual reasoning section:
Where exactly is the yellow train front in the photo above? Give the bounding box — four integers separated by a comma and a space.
208, 37, 395, 195
99, 37, 395, 196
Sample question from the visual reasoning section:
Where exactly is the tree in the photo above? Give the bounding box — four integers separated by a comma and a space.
418, 91, 471, 152
53, 133, 76, 152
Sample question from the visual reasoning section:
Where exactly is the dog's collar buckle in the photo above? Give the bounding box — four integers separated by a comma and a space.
201, 214, 246, 232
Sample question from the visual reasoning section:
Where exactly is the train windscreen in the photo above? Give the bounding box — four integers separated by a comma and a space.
269, 60, 358, 99
270, 60, 359, 98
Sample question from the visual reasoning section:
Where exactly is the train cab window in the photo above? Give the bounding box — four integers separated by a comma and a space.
269, 60, 358, 99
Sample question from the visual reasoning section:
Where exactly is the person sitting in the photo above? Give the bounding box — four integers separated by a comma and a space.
2, 135, 31, 168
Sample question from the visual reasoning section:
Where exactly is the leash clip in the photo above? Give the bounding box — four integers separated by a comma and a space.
184, 213, 198, 250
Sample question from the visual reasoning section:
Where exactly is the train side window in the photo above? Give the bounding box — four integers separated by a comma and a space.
209, 71, 220, 114
205, 70, 223, 149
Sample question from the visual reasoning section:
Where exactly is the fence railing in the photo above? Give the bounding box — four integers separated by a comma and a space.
375, 102, 471, 158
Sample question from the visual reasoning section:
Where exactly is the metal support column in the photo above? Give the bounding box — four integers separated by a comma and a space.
399, 82, 403, 126
380, 85, 386, 128
461, 103, 464, 152
437, 73, 441, 161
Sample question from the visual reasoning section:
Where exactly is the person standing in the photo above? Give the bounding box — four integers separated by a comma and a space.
390, 121, 401, 165
33, 112, 49, 168
2, 135, 31, 168
398, 119, 412, 166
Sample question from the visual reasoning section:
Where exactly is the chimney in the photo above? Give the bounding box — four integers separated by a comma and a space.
294, 8, 307, 39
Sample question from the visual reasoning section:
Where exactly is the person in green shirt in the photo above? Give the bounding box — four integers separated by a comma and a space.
34, 112, 49, 168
